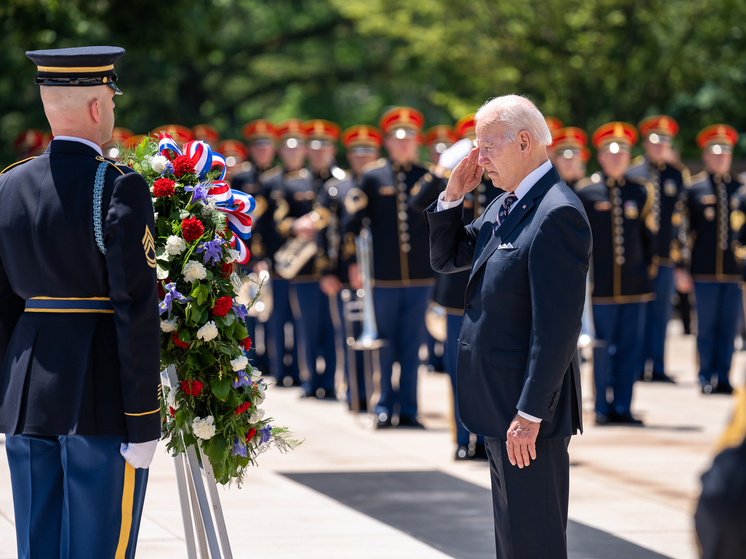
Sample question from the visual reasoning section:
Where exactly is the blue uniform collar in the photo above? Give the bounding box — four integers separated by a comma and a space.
47, 138, 103, 158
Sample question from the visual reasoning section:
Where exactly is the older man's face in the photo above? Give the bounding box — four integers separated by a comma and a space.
475, 121, 523, 192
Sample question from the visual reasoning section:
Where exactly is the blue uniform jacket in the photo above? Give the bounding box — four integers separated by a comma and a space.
426, 166, 590, 439
231, 163, 273, 266
0, 140, 160, 443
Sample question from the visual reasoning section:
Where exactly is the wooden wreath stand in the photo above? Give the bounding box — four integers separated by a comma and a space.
163, 366, 233, 559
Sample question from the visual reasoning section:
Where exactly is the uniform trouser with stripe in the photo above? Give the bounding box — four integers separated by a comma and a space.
444, 312, 484, 446
5, 434, 148, 559
373, 285, 431, 418
290, 281, 337, 394
639, 264, 675, 377
693, 281, 742, 387
335, 293, 366, 405
266, 277, 300, 382
592, 302, 645, 416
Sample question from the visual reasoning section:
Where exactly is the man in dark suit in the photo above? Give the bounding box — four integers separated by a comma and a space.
0, 47, 160, 558
426, 95, 591, 559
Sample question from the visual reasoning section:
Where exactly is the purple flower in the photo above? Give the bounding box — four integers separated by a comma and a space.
231, 369, 252, 389
159, 283, 188, 317
185, 183, 210, 205
259, 426, 272, 445
195, 235, 225, 265
231, 437, 247, 457
166, 162, 174, 175
232, 301, 249, 320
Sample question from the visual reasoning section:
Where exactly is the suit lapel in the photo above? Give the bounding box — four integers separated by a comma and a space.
469, 166, 561, 280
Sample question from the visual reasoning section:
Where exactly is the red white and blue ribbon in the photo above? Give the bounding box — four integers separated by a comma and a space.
157, 133, 227, 180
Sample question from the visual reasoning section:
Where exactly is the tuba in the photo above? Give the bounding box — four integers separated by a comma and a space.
274, 237, 318, 280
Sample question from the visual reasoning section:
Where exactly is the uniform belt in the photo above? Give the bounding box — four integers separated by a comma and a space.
25, 297, 115, 314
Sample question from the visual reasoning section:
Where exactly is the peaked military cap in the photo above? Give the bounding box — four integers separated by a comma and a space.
25, 46, 125, 95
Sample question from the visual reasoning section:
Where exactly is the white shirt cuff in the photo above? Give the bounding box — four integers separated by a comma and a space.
436, 191, 464, 212
517, 410, 542, 423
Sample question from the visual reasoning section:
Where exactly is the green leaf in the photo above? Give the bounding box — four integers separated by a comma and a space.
223, 321, 236, 339
157, 219, 171, 237
211, 377, 232, 401
223, 312, 236, 327
175, 409, 187, 428
198, 347, 217, 368
203, 435, 230, 466
179, 210, 190, 219
234, 323, 249, 341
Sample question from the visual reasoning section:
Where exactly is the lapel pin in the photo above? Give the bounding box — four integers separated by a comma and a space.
522, 205, 526, 209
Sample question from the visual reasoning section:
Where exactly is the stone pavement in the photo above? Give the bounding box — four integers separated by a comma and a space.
0, 321, 741, 558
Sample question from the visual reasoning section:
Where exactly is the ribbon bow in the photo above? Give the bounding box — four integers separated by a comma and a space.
157, 133, 226, 180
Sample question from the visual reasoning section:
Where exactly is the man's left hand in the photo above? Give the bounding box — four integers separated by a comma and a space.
506, 413, 540, 468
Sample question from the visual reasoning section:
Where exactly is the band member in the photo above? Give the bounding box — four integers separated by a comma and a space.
548, 126, 590, 191
192, 123, 219, 148
685, 125, 743, 394
344, 107, 445, 428
544, 116, 564, 145
424, 125, 459, 165
217, 139, 248, 180
575, 122, 658, 425
13, 129, 51, 160
627, 116, 690, 383
150, 124, 194, 149
320, 125, 382, 410
1, 46, 160, 559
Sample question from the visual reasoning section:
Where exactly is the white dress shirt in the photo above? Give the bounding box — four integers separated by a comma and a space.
52, 136, 103, 156
435, 159, 553, 423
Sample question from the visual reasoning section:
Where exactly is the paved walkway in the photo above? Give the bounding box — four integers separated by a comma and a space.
0, 321, 740, 558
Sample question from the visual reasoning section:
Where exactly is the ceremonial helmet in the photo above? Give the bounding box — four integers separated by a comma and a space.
551, 127, 590, 162
424, 125, 459, 155
275, 119, 307, 148
193, 124, 220, 147
303, 119, 341, 150
242, 120, 276, 146
697, 125, 738, 154
592, 122, 638, 152
379, 107, 424, 139
638, 115, 679, 145
342, 125, 383, 154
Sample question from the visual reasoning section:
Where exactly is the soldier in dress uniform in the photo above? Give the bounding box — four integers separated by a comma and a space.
344, 107, 445, 428
255, 120, 304, 386
271, 120, 342, 399
192, 123, 219, 149
544, 116, 564, 144
319, 125, 382, 410
683, 125, 743, 395
432, 112, 502, 458
0, 46, 160, 559
217, 139, 248, 180
626, 116, 690, 383
575, 122, 658, 425
548, 126, 590, 191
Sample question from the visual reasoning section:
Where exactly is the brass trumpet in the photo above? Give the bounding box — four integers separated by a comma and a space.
236, 269, 273, 323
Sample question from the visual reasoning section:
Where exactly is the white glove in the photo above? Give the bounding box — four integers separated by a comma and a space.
120, 440, 159, 469
438, 138, 475, 171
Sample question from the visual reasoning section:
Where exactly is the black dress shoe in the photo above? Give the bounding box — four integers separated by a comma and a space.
595, 413, 610, 425
375, 413, 392, 429
315, 388, 337, 400
610, 412, 644, 426
299, 387, 316, 399
648, 373, 676, 383
472, 442, 489, 460
455, 445, 470, 460
701, 383, 714, 395
397, 416, 425, 429
347, 399, 368, 412
714, 383, 734, 395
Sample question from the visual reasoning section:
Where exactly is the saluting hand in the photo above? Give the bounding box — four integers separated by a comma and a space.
506, 413, 540, 468
442, 147, 482, 202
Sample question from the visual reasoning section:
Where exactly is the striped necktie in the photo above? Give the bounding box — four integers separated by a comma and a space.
492, 193, 518, 236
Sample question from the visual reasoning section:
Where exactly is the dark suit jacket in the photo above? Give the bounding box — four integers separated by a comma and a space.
426, 166, 591, 440
0, 140, 160, 443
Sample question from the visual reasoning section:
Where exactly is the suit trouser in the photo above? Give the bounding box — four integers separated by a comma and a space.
640, 264, 675, 377
266, 277, 300, 382
373, 285, 431, 418
485, 436, 570, 559
592, 302, 645, 416
444, 312, 483, 446
5, 434, 148, 559
693, 281, 742, 387
290, 280, 337, 394
334, 292, 366, 405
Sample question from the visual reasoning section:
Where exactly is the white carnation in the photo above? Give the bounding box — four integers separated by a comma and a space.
201, 200, 217, 216
151, 155, 169, 174
230, 272, 243, 294
197, 321, 219, 342
230, 355, 249, 371
192, 415, 216, 440
166, 236, 187, 255
183, 260, 207, 283
225, 249, 240, 263
160, 318, 178, 332
154, 212, 159, 221
249, 408, 265, 424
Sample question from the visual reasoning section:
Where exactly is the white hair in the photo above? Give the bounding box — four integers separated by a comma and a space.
474, 95, 552, 146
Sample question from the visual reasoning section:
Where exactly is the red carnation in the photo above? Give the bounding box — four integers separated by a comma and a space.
158, 281, 166, 298
169, 406, 176, 417
246, 428, 257, 442
172, 332, 189, 348
181, 216, 205, 243
221, 262, 233, 278
153, 177, 175, 197
181, 379, 204, 397
241, 336, 252, 351
212, 296, 233, 317
172, 155, 196, 178
235, 402, 252, 415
